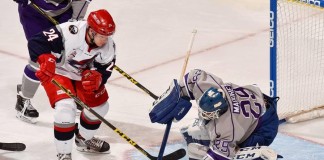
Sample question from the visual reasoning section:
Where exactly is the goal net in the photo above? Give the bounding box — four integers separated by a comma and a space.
270, 0, 324, 123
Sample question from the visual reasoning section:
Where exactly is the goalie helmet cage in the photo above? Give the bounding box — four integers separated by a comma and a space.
270, 0, 324, 123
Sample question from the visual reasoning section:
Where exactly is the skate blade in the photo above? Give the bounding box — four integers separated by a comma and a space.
16, 111, 37, 124
76, 147, 111, 154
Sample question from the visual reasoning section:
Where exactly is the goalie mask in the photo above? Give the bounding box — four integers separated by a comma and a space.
198, 87, 228, 120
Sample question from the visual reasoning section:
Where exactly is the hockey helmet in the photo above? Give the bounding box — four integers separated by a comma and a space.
198, 87, 228, 120
87, 9, 115, 36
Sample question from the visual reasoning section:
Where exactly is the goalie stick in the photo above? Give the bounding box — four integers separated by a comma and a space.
0, 142, 26, 151
157, 29, 197, 160
113, 65, 177, 159
51, 79, 186, 160
114, 28, 197, 159
114, 65, 187, 159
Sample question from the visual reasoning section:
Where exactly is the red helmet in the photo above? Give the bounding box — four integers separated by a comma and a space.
87, 9, 115, 36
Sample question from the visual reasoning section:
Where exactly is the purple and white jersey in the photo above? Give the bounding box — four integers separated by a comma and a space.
28, 20, 116, 83
32, 0, 72, 17
179, 69, 267, 159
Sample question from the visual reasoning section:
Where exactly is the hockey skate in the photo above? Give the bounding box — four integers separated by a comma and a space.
57, 153, 72, 160
15, 84, 39, 124
75, 131, 110, 153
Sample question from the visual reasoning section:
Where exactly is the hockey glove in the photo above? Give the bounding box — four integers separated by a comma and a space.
36, 54, 56, 84
81, 70, 102, 92
149, 79, 192, 124
13, 0, 29, 6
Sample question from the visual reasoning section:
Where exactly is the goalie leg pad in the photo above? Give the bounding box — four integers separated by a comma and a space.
187, 143, 209, 159
149, 79, 192, 124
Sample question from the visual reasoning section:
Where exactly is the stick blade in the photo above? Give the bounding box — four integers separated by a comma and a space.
0, 142, 26, 151
161, 148, 186, 160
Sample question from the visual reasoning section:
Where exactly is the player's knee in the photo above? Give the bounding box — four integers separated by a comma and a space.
83, 101, 109, 120
54, 98, 77, 123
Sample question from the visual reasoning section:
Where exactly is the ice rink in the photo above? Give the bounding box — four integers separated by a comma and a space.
0, 0, 323, 159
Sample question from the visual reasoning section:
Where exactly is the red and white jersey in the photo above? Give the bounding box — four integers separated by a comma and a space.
28, 20, 116, 82
57, 21, 115, 80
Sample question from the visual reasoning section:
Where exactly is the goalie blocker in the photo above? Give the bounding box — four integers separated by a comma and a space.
149, 79, 192, 124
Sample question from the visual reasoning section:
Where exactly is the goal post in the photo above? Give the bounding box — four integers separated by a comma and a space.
270, 0, 324, 123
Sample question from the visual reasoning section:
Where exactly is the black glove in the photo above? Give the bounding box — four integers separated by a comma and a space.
13, 0, 29, 6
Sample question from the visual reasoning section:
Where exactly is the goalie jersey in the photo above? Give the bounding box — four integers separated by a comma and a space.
28, 21, 116, 84
179, 69, 267, 159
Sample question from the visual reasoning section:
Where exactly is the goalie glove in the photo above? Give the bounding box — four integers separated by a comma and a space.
149, 79, 192, 124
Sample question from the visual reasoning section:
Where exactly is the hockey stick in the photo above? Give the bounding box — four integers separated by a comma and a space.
29, 2, 59, 25
30, 3, 185, 158
113, 65, 176, 159
114, 29, 197, 159
113, 65, 158, 99
179, 29, 197, 80
51, 79, 186, 160
158, 29, 197, 160
30, 0, 90, 25
113, 65, 172, 159
0, 142, 26, 151
30, 2, 158, 101
30, 2, 157, 101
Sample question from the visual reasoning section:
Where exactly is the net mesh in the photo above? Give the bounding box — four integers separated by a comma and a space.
276, 0, 324, 120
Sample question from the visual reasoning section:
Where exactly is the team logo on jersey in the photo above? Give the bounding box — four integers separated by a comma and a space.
69, 25, 78, 34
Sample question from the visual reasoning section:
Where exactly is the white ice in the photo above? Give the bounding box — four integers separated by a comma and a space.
0, 0, 323, 160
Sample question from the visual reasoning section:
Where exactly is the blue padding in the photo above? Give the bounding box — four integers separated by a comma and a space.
150, 79, 180, 123
149, 80, 192, 124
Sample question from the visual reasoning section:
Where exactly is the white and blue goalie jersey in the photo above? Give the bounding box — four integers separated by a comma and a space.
179, 69, 267, 159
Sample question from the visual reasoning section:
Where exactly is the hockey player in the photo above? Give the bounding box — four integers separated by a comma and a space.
149, 69, 280, 160
13, 0, 91, 123
27, 9, 116, 159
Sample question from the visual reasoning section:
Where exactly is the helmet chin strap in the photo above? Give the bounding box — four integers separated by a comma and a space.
87, 28, 99, 47
89, 31, 95, 45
